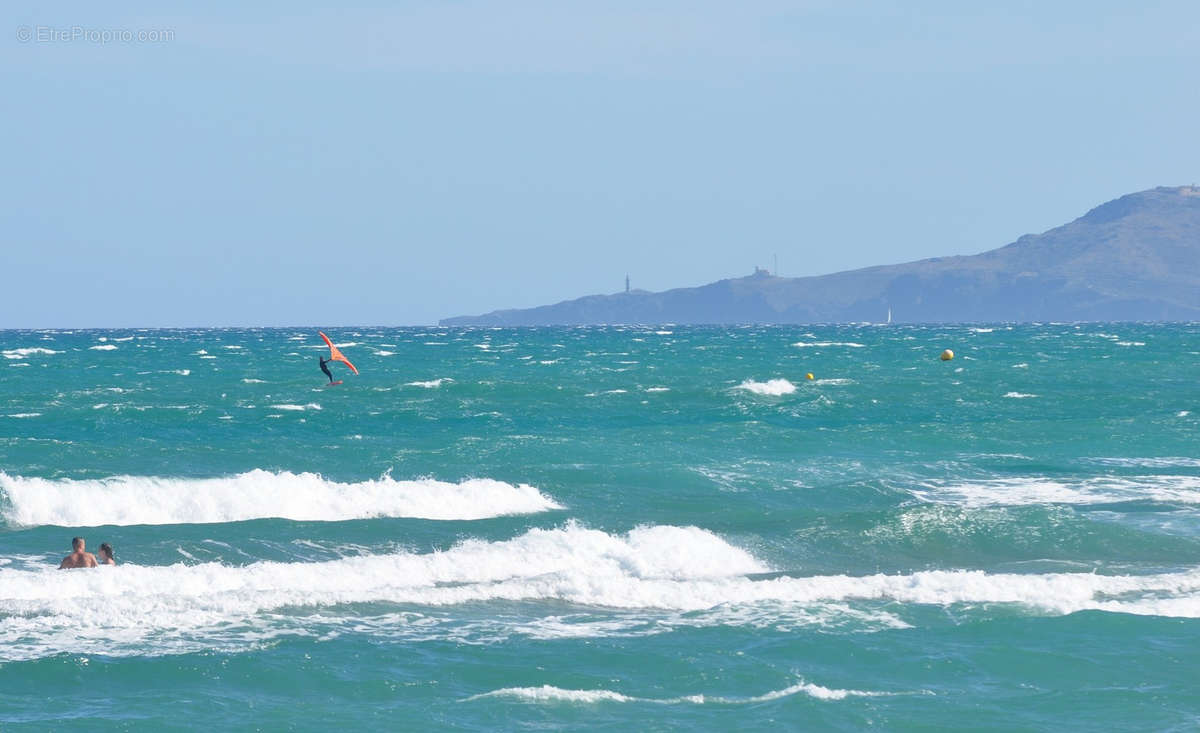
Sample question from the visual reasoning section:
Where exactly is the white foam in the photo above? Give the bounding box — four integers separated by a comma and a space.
406, 378, 451, 388
1086, 457, 1200, 468
911, 475, 1200, 507
792, 342, 865, 348
242, 378, 266, 384
269, 403, 321, 411
736, 379, 797, 396
2, 347, 60, 359
466, 680, 900, 705
89, 344, 118, 351
765, 681, 896, 701
0, 523, 761, 659
645, 387, 670, 393
475, 686, 635, 703
1003, 392, 1037, 399
0, 470, 563, 527
375, 350, 395, 356
4, 413, 41, 419
2, 523, 1198, 660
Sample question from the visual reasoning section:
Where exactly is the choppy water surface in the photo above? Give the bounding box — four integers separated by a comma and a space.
2, 325, 1199, 729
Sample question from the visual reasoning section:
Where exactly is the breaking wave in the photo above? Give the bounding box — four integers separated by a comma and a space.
406, 378, 451, 388
910, 475, 1200, 508
2, 522, 1197, 660
467, 679, 910, 705
2, 347, 60, 359
0, 470, 563, 527
736, 379, 797, 396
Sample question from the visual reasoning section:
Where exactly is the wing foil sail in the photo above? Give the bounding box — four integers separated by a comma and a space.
319, 331, 360, 375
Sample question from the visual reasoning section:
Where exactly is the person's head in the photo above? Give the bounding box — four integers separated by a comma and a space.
99, 543, 113, 560
72, 537, 84, 551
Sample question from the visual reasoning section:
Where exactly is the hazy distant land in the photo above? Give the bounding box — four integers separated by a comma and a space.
441, 186, 1200, 325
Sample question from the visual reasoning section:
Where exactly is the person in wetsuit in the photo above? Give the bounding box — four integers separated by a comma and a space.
319, 356, 334, 383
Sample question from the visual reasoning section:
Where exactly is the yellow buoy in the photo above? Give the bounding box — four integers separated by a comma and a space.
806, 373, 814, 380
940, 349, 954, 361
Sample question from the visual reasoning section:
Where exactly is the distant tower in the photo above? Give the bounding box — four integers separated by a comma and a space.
625, 274, 630, 293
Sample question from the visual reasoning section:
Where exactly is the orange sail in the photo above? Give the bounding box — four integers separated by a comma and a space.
319, 331, 359, 375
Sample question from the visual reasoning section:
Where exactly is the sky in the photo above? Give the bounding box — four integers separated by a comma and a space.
5, 1, 1200, 327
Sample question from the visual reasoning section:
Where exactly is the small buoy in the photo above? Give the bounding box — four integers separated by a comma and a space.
806, 373, 814, 380
940, 349, 954, 361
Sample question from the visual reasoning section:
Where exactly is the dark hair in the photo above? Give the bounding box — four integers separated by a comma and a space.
72, 537, 84, 549
99, 543, 113, 557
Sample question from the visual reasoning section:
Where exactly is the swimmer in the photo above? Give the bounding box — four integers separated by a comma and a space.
59, 537, 98, 569
98, 542, 116, 565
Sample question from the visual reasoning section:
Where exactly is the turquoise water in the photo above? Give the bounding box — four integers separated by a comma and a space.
2, 324, 1199, 730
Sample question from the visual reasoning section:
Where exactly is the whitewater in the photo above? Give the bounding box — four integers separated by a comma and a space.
2, 324, 1199, 729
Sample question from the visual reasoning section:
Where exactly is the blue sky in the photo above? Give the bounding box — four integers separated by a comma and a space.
5, 1, 1199, 327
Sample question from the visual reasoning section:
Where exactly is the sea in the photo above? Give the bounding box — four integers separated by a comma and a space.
1, 324, 1198, 730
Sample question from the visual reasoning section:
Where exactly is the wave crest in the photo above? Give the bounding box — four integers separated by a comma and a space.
736, 379, 797, 396
467, 679, 904, 705
1, 523, 1198, 660
910, 475, 1200, 508
0, 470, 562, 527
2, 347, 60, 359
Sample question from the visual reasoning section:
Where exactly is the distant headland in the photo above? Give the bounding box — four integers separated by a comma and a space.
440, 186, 1200, 325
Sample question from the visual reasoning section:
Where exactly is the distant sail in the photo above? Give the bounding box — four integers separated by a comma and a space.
886, 308, 892, 324
319, 331, 359, 375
